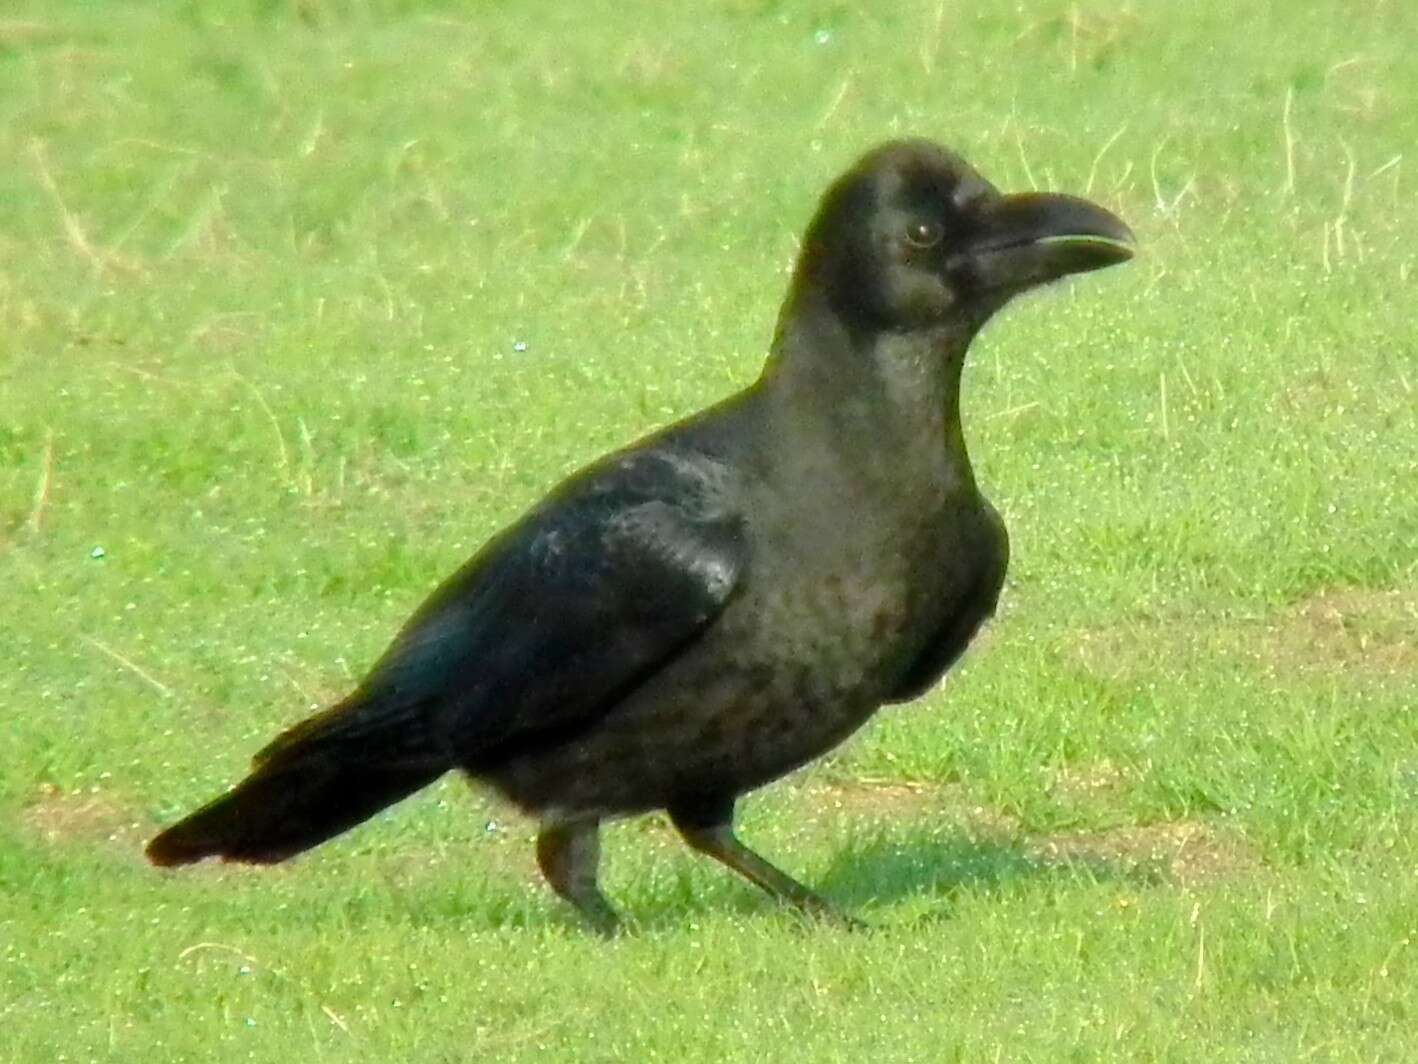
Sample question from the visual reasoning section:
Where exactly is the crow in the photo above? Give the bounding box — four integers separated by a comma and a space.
146, 139, 1134, 932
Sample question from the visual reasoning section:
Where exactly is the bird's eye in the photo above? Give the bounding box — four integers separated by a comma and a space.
904, 220, 944, 249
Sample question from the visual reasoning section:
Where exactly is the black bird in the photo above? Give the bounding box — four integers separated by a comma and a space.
147, 140, 1134, 932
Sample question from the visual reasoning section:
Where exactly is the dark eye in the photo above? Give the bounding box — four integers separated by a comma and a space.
904, 220, 943, 248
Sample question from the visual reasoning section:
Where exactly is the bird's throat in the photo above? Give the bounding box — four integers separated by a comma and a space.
762, 303, 981, 496
869, 325, 978, 491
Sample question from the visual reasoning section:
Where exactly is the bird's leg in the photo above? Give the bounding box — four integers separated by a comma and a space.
535, 820, 621, 936
668, 798, 862, 928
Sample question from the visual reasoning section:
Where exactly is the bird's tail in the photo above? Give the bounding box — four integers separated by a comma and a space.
146, 696, 448, 867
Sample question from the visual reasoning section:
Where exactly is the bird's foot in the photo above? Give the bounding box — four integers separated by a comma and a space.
794, 896, 870, 933
574, 895, 624, 938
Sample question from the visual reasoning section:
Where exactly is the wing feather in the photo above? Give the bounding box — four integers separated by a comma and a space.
347, 452, 747, 761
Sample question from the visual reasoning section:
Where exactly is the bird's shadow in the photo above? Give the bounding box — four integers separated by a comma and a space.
622, 829, 1162, 933
816, 831, 1159, 914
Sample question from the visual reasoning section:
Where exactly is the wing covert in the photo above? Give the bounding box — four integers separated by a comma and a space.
353, 453, 747, 759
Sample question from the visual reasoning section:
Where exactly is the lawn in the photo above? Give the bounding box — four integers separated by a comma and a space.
2, 0, 1415, 1060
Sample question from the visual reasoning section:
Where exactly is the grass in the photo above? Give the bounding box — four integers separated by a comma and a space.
2, 0, 1415, 1059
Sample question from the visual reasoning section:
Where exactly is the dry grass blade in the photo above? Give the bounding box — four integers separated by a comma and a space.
30, 140, 108, 273
177, 943, 352, 1035
1280, 86, 1297, 197
79, 635, 176, 700
27, 429, 54, 535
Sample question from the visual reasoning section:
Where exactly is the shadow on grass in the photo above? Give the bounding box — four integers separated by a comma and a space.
814, 831, 1161, 914
620, 830, 1163, 933
156, 827, 1165, 936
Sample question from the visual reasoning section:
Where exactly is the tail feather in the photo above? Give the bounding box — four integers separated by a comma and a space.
147, 698, 447, 867
252, 694, 432, 767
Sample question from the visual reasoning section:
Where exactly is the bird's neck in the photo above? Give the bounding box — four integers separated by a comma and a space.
758, 292, 983, 495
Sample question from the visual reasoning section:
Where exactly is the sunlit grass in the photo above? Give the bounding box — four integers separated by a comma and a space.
2, 0, 1415, 1060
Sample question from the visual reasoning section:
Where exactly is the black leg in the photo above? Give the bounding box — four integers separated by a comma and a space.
535, 820, 621, 936
668, 797, 863, 928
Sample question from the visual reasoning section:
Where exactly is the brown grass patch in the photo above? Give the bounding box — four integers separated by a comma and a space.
1272, 585, 1418, 675
1071, 621, 1178, 679
0, 20, 62, 51
1049, 759, 1128, 800
796, 776, 1256, 887
1031, 820, 1259, 887
804, 778, 943, 818
22, 784, 145, 848
791, 776, 1023, 836
1073, 583, 1417, 683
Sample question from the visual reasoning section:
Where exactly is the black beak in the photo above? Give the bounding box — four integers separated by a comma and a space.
957, 192, 1135, 291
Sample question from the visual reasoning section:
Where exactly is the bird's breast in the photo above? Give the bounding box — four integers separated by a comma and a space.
485, 480, 994, 819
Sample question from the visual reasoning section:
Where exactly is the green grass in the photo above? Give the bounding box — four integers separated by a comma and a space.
3, 0, 1416, 1059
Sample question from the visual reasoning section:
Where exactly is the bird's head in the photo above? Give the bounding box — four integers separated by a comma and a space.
793, 139, 1135, 334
